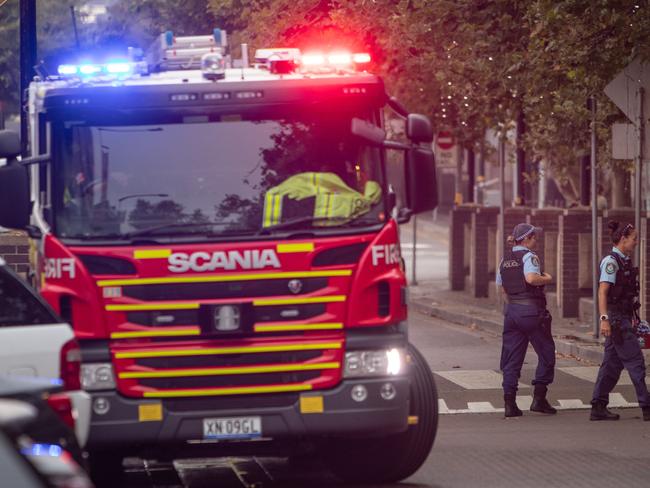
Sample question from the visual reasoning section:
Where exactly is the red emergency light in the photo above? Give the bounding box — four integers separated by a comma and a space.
300, 50, 371, 72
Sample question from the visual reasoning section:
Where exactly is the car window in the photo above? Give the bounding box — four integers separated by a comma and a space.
0, 267, 58, 327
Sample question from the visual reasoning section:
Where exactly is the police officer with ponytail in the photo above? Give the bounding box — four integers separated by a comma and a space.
497, 223, 556, 417
590, 221, 650, 421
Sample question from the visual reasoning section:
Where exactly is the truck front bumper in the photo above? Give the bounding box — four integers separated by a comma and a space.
86, 377, 409, 450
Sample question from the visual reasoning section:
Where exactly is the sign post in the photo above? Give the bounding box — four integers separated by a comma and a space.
604, 58, 650, 266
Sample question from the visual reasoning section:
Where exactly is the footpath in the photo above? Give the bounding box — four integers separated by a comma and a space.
400, 211, 632, 365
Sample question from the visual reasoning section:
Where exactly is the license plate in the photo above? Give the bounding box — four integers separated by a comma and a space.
203, 416, 262, 440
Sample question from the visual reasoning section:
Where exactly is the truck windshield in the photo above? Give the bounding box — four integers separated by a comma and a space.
52, 111, 385, 240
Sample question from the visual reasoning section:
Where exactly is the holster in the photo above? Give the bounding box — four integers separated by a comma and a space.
611, 318, 624, 345
541, 310, 552, 329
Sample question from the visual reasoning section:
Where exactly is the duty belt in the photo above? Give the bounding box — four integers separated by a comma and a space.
506, 297, 546, 309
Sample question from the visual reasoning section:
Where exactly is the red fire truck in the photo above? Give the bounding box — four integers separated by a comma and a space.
0, 31, 439, 484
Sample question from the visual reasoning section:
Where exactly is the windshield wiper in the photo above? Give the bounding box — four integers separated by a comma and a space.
126, 221, 235, 238
258, 216, 379, 234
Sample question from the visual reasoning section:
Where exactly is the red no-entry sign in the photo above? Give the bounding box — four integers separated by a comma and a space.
436, 131, 455, 150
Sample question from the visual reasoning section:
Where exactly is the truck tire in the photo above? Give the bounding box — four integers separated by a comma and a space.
323, 343, 438, 484
86, 450, 124, 487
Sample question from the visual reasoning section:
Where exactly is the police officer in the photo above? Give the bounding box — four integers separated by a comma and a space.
590, 221, 650, 421
497, 223, 556, 417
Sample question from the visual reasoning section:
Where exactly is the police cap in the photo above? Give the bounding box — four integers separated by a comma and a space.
513, 223, 542, 242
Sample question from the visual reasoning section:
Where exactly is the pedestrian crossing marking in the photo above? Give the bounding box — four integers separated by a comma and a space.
434, 369, 526, 390
439, 393, 639, 415
468, 402, 502, 413
559, 366, 635, 386
557, 399, 588, 409
516, 395, 533, 411
608, 392, 638, 408
438, 399, 451, 414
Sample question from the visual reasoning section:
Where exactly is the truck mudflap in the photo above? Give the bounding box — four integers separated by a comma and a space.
86, 377, 409, 449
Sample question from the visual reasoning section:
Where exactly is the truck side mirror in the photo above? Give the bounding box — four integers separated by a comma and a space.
350, 118, 386, 146
0, 163, 31, 230
406, 114, 433, 144
0, 130, 21, 160
406, 146, 438, 214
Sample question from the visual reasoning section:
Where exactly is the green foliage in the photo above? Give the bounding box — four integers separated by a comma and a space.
208, 0, 650, 178
0, 0, 19, 114
3, 0, 650, 182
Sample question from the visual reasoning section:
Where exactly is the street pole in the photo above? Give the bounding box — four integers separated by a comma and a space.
580, 154, 590, 206
498, 135, 506, 264
455, 145, 463, 205
589, 97, 599, 339
515, 111, 526, 206
467, 148, 475, 203
537, 159, 546, 209
477, 138, 485, 205
635, 87, 644, 266
19, 0, 37, 157
411, 215, 417, 286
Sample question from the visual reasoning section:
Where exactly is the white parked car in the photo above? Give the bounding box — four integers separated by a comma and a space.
0, 256, 90, 447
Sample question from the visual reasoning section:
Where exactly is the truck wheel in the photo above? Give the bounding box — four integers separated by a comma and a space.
86, 450, 124, 487
324, 343, 438, 484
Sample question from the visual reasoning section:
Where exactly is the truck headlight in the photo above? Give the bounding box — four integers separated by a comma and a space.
81, 363, 116, 391
343, 348, 406, 378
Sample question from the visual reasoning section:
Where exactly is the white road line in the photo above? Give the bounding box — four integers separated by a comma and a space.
467, 402, 503, 413
516, 395, 533, 411
438, 393, 640, 415
559, 366, 641, 386
557, 399, 589, 409
434, 369, 525, 390
608, 392, 638, 408
401, 243, 436, 249
438, 398, 451, 414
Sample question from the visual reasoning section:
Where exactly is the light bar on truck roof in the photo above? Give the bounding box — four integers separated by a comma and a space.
301, 52, 326, 66
57, 60, 144, 78
300, 50, 371, 72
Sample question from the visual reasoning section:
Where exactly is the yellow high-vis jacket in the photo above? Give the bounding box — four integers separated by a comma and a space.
263, 172, 382, 228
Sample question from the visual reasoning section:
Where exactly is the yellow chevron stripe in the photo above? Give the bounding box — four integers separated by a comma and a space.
119, 361, 340, 379
114, 342, 342, 359
276, 243, 314, 253
253, 295, 346, 306
134, 249, 172, 259
97, 270, 352, 287
111, 328, 201, 339
254, 322, 343, 332
143, 383, 312, 398
106, 303, 200, 312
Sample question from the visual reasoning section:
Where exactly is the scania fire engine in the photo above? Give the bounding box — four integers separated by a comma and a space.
0, 29, 439, 484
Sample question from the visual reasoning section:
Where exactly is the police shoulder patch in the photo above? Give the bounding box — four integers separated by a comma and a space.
531, 256, 540, 268
605, 262, 616, 274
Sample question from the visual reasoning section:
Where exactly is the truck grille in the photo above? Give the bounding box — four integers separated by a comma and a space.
140, 371, 320, 389
112, 339, 343, 398
126, 304, 326, 327
122, 278, 327, 301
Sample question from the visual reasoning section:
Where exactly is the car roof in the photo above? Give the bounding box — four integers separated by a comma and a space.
0, 376, 63, 397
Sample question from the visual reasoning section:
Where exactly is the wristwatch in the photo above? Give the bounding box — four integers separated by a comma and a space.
599, 314, 609, 322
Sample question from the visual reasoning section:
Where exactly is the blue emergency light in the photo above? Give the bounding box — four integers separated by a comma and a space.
57, 60, 136, 77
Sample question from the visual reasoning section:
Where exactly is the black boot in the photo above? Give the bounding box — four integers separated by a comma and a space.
642, 407, 650, 421
590, 401, 620, 421
504, 393, 522, 418
530, 384, 557, 414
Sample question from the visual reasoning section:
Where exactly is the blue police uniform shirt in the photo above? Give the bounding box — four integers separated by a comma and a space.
496, 245, 542, 285
599, 247, 628, 284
